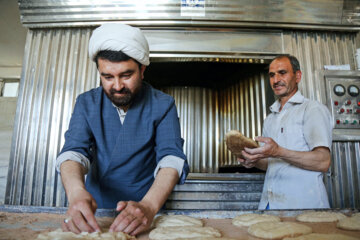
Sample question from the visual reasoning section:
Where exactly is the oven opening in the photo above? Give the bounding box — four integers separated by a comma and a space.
145, 59, 273, 174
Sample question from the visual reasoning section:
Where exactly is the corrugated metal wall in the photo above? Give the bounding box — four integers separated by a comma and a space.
6, 28, 99, 206
328, 142, 360, 208
161, 72, 268, 172
5, 28, 360, 209
284, 31, 358, 102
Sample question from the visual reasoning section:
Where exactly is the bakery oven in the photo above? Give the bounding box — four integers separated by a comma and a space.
146, 59, 273, 174
5, 0, 360, 210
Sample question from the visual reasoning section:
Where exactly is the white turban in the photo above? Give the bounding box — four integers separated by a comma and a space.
88, 23, 150, 66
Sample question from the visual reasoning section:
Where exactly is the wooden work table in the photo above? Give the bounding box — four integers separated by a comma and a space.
0, 205, 359, 239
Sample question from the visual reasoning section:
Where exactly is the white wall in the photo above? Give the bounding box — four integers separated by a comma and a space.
0, 0, 27, 78
0, 0, 27, 204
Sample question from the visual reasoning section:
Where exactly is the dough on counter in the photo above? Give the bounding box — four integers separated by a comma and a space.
283, 233, 359, 240
296, 211, 346, 223
153, 215, 203, 228
225, 130, 258, 157
149, 226, 221, 240
232, 213, 281, 227
336, 216, 360, 231
248, 222, 312, 239
174, 238, 236, 240
36, 228, 134, 240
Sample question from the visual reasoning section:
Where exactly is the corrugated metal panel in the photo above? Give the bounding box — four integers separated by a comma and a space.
327, 142, 360, 209
161, 87, 219, 173
5, 28, 98, 206
161, 72, 269, 172
161, 73, 269, 173
284, 31, 360, 209
18, 0, 360, 30
218, 73, 269, 167
284, 31, 358, 103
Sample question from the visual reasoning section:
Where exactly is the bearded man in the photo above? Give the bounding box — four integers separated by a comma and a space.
56, 23, 189, 236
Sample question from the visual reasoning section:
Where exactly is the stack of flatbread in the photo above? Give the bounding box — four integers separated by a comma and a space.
225, 130, 258, 158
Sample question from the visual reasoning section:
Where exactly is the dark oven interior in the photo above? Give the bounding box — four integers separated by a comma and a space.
145, 59, 274, 174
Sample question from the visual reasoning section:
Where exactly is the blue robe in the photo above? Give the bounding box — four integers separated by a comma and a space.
59, 82, 189, 208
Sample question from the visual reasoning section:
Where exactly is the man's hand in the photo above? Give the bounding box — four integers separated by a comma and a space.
62, 188, 101, 234
237, 136, 275, 170
241, 136, 280, 161
237, 157, 256, 168
109, 200, 156, 236
109, 167, 179, 236
239, 136, 331, 172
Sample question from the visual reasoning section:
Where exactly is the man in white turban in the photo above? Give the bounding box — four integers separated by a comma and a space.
56, 23, 189, 236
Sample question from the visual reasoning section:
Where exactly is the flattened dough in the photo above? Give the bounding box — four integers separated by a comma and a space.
336, 216, 360, 231
248, 222, 312, 239
36, 228, 134, 240
153, 215, 203, 228
296, 211, 346, 223
232, 213, 281, 227
283, 233, 359, 240
149, 226, 221, 240
225, 130, 258, 157
175, 238, 236, 240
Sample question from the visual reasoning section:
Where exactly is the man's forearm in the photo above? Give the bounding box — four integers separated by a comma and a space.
60, 160, 87, 203
277, 147, 331, 172
141, 167, 179, 213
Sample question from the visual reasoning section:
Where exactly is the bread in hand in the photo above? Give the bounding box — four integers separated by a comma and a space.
225, 130, 258, 157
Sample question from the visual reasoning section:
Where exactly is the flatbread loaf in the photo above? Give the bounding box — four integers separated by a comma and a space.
248, 222, 312, 239
225, 130, 258, 157
336, 216, 360, 231
283, 233, 359, 240
149, 226, 221, 240
351, 212, 360, 218
153, 215, 203, 228
232, 213, 281, 227
36, 228, 134, 240
296, 211, 346, 223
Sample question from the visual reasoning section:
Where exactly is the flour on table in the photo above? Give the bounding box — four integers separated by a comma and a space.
232, 213, 281, 227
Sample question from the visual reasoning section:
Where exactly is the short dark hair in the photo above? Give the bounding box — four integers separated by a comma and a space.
271, 55, 300, 73
94, 50, 141, 68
